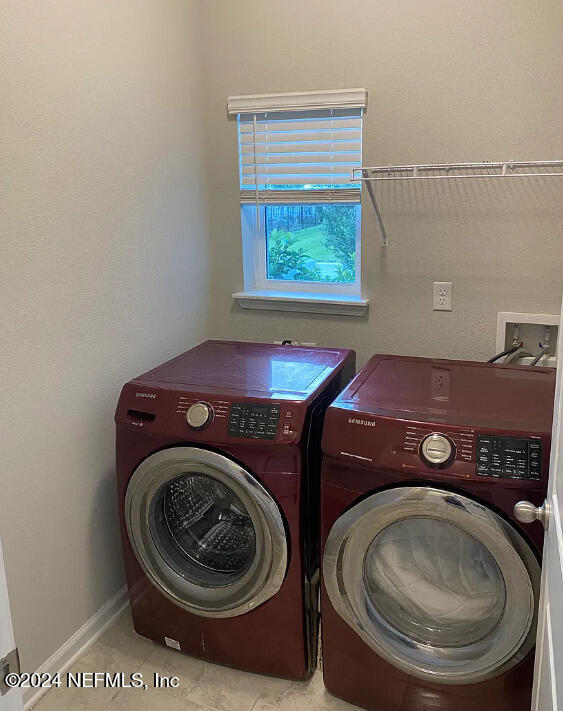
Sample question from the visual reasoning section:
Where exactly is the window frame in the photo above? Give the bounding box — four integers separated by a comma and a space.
228, 88, 369, 314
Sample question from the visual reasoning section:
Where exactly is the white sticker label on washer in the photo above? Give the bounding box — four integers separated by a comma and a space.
164, 637, 181, 650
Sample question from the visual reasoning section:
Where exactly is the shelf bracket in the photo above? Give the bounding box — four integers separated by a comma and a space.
363, 171, 388, 247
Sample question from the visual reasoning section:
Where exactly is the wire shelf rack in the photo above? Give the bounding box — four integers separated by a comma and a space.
353, 160, 563, 245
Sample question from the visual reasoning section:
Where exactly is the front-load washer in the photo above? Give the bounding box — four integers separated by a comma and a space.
320, 354, 555, 710
115, 340, 354, 680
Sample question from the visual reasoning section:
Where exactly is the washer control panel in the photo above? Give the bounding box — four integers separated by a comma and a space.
476, 435, 542, 480
227, 402, 281, 440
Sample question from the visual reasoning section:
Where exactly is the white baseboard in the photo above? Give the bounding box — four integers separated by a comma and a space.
23, 586, 128, 710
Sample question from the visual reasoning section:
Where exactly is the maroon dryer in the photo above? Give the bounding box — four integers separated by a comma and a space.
321, 354, 555, 711
115, 340, 355, 680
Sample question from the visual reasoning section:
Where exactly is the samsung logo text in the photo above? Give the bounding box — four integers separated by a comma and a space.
348, 418, 376, 427
136, 392, 156, 399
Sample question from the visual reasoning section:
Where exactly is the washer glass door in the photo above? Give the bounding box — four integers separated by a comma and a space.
126, 447, 287, 618
150, 473, 256, 586
323, 486, 541, 684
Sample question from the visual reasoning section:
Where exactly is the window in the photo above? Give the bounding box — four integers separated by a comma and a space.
228, 89, 368, 315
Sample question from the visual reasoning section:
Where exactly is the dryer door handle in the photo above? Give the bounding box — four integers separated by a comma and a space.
514, 500, 550, 530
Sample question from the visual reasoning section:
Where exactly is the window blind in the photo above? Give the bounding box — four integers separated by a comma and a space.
238, 108, 362, 204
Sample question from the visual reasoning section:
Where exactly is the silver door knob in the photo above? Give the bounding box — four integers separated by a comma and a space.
514, 500, 550, 530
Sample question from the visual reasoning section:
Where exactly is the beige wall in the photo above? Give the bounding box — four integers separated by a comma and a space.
1, 0, 208, 671
201, 0, 563, 366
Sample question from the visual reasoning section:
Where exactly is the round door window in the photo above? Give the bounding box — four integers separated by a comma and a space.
323, 487, 541, 684
149, 473, 257, 587
363, 517, 506, 648
126, 447, 287, 618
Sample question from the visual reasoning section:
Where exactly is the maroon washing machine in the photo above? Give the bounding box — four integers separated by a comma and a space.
320, 354, 555, 711
115, 340, 354, 680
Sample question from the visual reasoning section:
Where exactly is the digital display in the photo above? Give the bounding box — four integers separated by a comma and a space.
247, 405, 269, 418
227, 402, 280, 440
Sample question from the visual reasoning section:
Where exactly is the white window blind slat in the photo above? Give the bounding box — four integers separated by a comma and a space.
241, 152, 361, 166
242, 176, 353, 187
241, 164, 359, 176
240, 141, 360, 156
239, 117, 362, 133
240, 130, 362, 144
239, 188, 360, 205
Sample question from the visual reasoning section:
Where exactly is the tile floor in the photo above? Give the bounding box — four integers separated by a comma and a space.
31, 609, 357, 710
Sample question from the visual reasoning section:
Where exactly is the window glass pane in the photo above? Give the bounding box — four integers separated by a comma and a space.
265, 204, 357, 283
149, 473, 256, 587
363, 517, 506, 648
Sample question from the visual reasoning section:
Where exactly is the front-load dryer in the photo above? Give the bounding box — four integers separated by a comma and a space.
115, 340, 355, 680
320, 354, 555, 710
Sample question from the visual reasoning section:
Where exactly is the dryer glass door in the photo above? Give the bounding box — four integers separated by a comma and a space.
126, 447, 287, 618
323, 486, 541, 685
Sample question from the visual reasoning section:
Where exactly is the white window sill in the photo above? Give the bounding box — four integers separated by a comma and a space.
232, 290, 369, 316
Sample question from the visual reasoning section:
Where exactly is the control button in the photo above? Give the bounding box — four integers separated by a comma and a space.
285, 411, 293, 418
186, 402, 213, 429
420, 434, 454, 466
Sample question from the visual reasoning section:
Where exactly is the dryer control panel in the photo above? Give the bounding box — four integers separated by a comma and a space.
476, 435, 542, 481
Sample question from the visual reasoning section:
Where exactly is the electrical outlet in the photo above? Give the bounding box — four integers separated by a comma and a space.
433, 282, 453, 311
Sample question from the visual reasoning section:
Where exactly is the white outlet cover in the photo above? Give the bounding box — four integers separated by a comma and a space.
433, 282, 453, 311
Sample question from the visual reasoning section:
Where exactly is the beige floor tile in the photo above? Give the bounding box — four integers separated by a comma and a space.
139, 645, 293, 711
79, 610, 155, 672
107, 685, 210, 711
189, 663, 293, 711
251, 670, 358, 711
30, 661, 119, 711
138, 643, 207, 695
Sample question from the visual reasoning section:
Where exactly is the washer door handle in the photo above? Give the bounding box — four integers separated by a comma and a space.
514, 500, 550, 530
